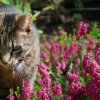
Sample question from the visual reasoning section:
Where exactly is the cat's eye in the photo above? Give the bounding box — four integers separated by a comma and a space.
12, 46, 21, 52
11, 46, 23, 57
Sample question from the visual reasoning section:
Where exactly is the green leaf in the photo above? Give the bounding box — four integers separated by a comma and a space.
79, 76, 85, 86
0, 0, 12, 4
73, 13, 82, 19
81, 47, 87, 61
89, 22, 100, 40
9, 88, 13, 96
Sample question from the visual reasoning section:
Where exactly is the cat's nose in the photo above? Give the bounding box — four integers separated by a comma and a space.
1, 53, 11, 64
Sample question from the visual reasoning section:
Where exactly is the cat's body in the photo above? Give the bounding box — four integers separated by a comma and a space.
0, 3, 40, 99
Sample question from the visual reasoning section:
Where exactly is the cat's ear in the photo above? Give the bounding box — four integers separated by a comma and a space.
16, 13, 33, 32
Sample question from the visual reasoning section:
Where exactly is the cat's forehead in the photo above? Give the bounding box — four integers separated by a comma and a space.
0, 13, 16, 20
4, 14, 16, 24
0, 13, 17, 29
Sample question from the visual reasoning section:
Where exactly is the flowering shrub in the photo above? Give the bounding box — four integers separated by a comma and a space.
7, 22, 100, 100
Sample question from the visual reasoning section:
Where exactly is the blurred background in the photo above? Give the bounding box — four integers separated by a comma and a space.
0, 0, 100, 35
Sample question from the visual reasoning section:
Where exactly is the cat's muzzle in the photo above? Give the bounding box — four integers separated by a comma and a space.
10, 56, 24, 72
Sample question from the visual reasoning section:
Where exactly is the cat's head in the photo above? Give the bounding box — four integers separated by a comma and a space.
0, 13, 34, 66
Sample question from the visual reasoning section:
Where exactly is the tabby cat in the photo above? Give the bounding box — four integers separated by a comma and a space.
0, 3, 40, 99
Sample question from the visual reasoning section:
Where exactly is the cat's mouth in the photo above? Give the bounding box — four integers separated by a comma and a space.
18, 56, 24, 62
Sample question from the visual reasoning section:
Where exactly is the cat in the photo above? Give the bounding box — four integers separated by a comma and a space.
0, 3, 40, 99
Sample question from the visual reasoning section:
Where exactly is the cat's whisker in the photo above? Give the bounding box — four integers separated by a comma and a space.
22, 66, 29, 78
14, 64, 22, 81
16, 70, 22, 82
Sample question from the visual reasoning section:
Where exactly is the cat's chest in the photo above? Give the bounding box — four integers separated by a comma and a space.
0, 71, 17, 88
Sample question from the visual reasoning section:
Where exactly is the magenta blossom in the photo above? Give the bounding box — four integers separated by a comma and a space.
83, 53, 100, 81
65, 96, 73, 100
77, 22, 88, 36
67, 72, 79, 82
74, 58, 80, 68
40, 51, 47, 59
5, 96, 15, 100
95, 42, 100, 64
86, 38, 94, 52
21, 81, 31, 100
38, 88, 51, 100
85, 79, 100, 100
38, 63, 51, 86
52, 82, 62, 96
67, 81, 84, 99
57, 60, 66, 73
62, 46, 72, 59
44, 41, 51, 50
38, 76, 51, 87
51, 43, 60, 54
69, 41, 78, 54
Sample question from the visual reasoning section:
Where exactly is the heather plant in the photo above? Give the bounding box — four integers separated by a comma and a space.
7, 22, 100, 100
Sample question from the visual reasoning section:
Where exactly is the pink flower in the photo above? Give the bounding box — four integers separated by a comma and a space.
74, 58, 80, 68
38, 88, 51, 100
85, 79, 100, 100
51, 43, 60, 54
69, 41, 78, 54
38, 76, 51, 87
77, 22, 88, 36
86, 38, 94, 52
83, 53, 100, 81
40, 51, 47, 59
50, 54, 58, 68
57, 60, 66, 73
67, 72, 79, 82
81, 70, 86, 76
44, 41, 51, 50
52, 82, 62, 96
95, 42, 100, 64
9, 96, 15, 100
79, 44, 84, 50
65, 96, 73, 100
38, 63, 48, 75
58, 29, 66, 36
67, 81, 84, 99
61, 60, 66, 70
62, 46, 72, 59
21, 81, 31, 100
57, 62, 62, 73
38, 63, 51, 87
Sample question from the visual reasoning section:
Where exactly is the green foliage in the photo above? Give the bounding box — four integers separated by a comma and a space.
9, 88, 14, 96
89, 22, 100, 40
0, 0, 31, 13
73, 13, 82, 20
51, 3, 58, 10
16, 2, 31, 13
15, 87, 21, 98
0, 0, 13, 4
